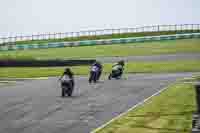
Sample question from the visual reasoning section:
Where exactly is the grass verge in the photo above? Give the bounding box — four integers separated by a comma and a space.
94, 80, 197, 133
0, 60, 200, 78
0, 39, 200, 60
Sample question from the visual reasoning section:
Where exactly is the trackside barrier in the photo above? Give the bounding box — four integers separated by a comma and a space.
0, 33, 200, 51
1, 24, 200, 45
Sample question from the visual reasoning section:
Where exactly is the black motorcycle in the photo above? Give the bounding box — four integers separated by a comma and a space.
108, 69, 123, 80
60, 79, 73, 97
61, 81, 73, 97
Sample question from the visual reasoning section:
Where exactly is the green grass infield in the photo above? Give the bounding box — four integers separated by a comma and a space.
0, 39, 200, 60
94, 80, 197, 133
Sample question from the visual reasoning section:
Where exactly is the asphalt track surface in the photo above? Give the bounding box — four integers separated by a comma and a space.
96, 53, 200, 63
0, 72, 198, 133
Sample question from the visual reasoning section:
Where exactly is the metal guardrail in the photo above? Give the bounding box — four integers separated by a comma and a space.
0, 33, 200, 51
0, 24, 200, 45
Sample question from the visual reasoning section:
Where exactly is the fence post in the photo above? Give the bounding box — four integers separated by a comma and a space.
118, 29, 120, 34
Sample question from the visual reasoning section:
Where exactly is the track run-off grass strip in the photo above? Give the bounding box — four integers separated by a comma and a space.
0, 39, 200, 60
0, 60, 200, 78
93, 79, 198, 133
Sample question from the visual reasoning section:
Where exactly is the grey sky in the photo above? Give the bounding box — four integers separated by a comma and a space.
0, 0, 199, 37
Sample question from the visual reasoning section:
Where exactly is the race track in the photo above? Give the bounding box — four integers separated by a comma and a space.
65, 53, 200, 63
0, 72, 197, 133
81, 53, 200, 63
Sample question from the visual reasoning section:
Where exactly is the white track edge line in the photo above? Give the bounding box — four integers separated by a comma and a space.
91, 82, 176, 133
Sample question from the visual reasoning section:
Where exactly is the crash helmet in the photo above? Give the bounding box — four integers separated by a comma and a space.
65, 68, 71, 73
93, 60, 100, 66
92, 60, 97, 65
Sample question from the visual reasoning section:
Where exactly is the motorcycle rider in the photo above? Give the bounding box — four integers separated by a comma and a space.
89, 61, 102, 83
109, 60, 125, 79
59, 68, 74, 89
94, 61, 102, 80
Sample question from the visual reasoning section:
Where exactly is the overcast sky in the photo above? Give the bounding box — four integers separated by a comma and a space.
0, 0, 199, 37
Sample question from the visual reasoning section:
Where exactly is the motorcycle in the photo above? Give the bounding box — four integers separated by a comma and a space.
60, 75, 73, 97
108, 68, 123, 80
89, 65, 101, 83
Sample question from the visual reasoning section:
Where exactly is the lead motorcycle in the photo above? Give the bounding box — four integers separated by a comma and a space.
60, 75, 73, 97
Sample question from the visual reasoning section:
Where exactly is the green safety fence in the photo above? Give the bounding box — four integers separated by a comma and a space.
0, 33, 200, 51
